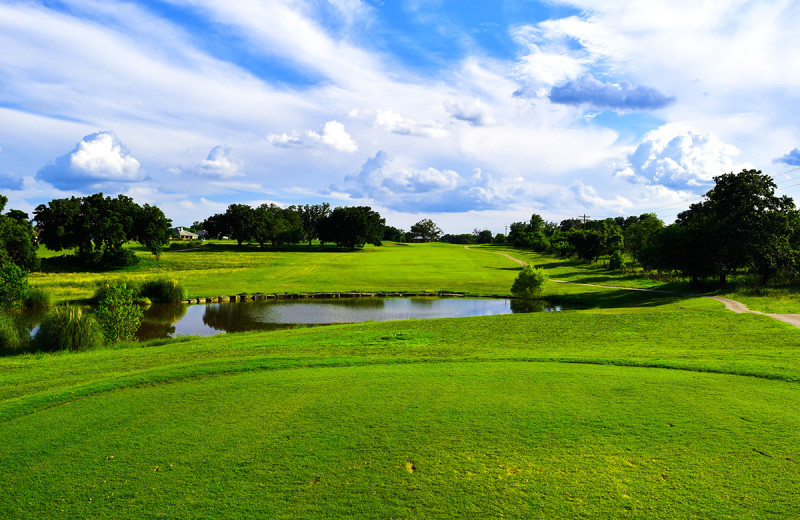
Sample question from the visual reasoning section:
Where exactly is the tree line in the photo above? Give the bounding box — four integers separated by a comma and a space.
506, 169, 800, 288
202, 203, 385, 250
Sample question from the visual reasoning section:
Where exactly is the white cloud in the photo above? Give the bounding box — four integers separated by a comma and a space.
306, 121, 358, 153
445, 99, 495, 126
619, 123, 748, 189
267, 133, 304, 148
374, 109, 447, 138
36, 131, 144, 189
194, 145, 242, 178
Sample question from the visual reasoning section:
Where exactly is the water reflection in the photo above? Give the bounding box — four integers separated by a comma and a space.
134, 297, 569, 340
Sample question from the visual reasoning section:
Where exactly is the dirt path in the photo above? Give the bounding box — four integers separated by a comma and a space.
495, 251, 800, 329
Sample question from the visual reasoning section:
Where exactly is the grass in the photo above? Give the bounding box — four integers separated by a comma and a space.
2, 298, 800, 517
5, 242, 800, 517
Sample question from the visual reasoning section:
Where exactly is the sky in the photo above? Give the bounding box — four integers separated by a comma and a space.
2, 0, 800, 234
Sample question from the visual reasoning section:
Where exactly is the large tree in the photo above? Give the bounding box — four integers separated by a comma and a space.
0, 195, 39, 271
34, 193, 171, 266
299, 203, 331, 246
676, 169, 796, 287
321, 206, 384, 250
409, 219, 442, 241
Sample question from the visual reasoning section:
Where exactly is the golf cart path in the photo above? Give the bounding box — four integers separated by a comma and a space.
494, 251, 800, 329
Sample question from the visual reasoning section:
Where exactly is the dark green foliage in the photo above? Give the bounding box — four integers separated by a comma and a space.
0, 263, 29, 309
510, 265, 548, 299
252, 204, 304, 247
567, 229, 604, 262
409, 219, 442, 241
383, 225, 406, 242
33, 193, 171, 268
24, 288, 50, 309
0, 195, 39, 271
609, 250, 625, 270
472, 229, 494, 244
95, 283, 143, 343
675, 169, 796, 287
134, 203, 173, 259
624, 213, 664, 268
321, 206, 385, 250
440, 233, 474, 244
140, 278, 187, 303
299, 203, 332, 245
33, 306, 103, 352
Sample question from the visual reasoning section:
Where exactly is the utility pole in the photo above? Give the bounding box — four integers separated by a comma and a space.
577, 214, 590, 229
505, 225, 508, 236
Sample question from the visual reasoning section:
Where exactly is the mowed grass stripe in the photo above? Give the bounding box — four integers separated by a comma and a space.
2, 362, 799, 519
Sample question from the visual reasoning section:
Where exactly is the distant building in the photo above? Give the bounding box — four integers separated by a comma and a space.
173, 227, 200, 240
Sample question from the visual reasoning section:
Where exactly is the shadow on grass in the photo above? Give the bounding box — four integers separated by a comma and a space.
551, 289, 694, 309
189, 243, 366, 254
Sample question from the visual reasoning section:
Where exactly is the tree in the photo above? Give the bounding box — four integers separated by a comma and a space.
383, 225, 406, 242
472, 229, 494, 244
510, 265, 549, 299
134, 204, 172, 259
299, 203, 331, 245
0, 196, 39, 271
0, 263, 29, 309
95, 282, 143, 343
225, 204, 256, 247
624, 213, 664, 269
34, 193, 168, 268
322, 206, 384, 250
677, 169, 795, 287
567, 229, 603, 262
409, 219, 442, 242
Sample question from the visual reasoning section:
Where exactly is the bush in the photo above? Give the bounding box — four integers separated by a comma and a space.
95, 283, 143, 343
140, 278, 187, 302
0, 263, 30, 309
609, 250, 626, 270
91, 279, 141, 304
510, 265, 549, 300
33, 306, 103, 352
24, 288, 51, 309
0, 311, 26, 350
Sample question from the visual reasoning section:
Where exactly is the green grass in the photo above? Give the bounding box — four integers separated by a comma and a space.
2, 298, 800, 517
7, 243, 800, 517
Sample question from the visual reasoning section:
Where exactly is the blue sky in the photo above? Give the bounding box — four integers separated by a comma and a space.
1, 0, 800, 233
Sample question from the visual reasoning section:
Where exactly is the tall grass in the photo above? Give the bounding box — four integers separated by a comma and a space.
33, 306, 103, 352
140, 278, 187, 302
0, 311, 26, 350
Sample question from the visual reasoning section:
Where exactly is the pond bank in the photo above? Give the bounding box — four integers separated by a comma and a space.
178, 291, 517, 305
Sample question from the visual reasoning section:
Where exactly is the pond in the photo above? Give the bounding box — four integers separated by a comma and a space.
134, 297, 567, 340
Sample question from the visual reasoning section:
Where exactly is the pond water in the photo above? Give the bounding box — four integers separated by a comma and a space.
135, 297, 566, 340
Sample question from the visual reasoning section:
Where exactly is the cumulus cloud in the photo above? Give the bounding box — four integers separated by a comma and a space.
774, 148, 800, 166
339, 151, 507, 212
306, 120, 358, 152
267, 121, 358, 152
617, 123, 746, 190
36, 131, 144, 190
374, 109, 447, 138
194, 145, 242, 178
267, 132, 304, 148
549, 75, 675, 110
0, 171, 24, 190
445, 99, 495, 126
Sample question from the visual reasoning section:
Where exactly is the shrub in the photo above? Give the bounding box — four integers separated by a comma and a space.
609, 250, 626, 270
24, 288, 51, 309
95, 283, 143, 343
510, 265, 549, 300
92, 279, 141, 304
0, 311, 26, 350
140, 278, 187, 303
0, 263, 30, 309
33, 306, 103, 352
